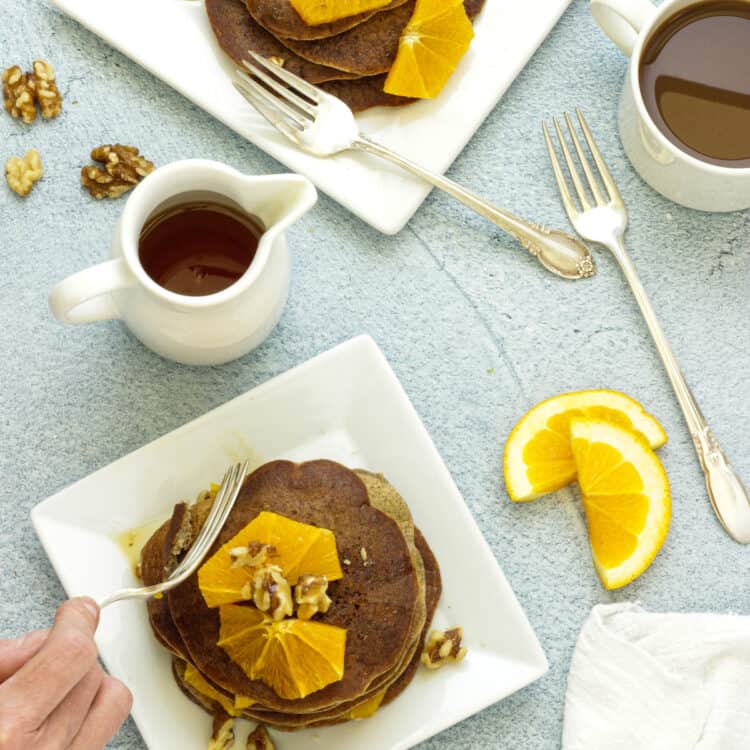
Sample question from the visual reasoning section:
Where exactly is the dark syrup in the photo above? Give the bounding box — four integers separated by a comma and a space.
139, 201, 264, 296
639, 1, 750, 167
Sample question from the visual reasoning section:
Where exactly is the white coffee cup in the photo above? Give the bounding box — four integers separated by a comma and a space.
49, 160, 317, 365
592, 0, 750, 211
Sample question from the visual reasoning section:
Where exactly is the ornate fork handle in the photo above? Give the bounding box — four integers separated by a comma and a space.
353, 136, 595, 281
613, 244, 750, 544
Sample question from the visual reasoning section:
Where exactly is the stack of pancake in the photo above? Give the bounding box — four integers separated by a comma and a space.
140, 460, 442, 731
205, 0, 486, 112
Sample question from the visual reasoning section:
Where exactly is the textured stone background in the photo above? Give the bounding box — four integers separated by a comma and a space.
1, 0, 749, 747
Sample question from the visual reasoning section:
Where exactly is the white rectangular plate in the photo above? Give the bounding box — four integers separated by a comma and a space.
32, 336, 547, 750
50, 0, 571, 234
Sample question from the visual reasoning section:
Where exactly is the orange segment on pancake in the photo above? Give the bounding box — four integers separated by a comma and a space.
218, 604, 347, 700
289, 0, 392, 26
384, 0, 474, 99
198, 511, 343, 607
183, 663, 251, 716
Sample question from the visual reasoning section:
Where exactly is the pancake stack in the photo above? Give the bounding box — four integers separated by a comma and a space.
140, 460, 442, 733
205, 0, 486, 112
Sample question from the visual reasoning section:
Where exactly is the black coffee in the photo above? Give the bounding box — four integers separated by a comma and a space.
639, 1, 750, 167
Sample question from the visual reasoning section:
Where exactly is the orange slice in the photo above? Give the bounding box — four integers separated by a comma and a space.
384, 0, 474, 99
288, 0, 391, 26
503, 390, 667, 502
199, 512, 343, 608
349, 689, 386, 719
570, 418, 671, 589
218, 605, 346, 700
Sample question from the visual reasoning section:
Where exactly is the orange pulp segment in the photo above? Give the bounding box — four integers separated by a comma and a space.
218, 604, 346, 700
349, 689, 387, 719
199, 511, 343, 608
183, 663, 251, 716
288, 0, 392, 26
384, 0, 474, 99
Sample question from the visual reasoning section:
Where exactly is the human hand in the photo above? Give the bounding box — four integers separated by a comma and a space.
0, 598, 132, 749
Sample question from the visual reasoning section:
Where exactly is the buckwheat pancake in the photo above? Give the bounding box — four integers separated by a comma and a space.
166, 460, 421, 713
278, 1, 415, 76
171, 527, 441, 728
206, 0, 358, 83
246, 0, 409, 40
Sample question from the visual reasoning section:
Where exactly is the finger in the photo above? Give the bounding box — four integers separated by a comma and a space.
0, 598, 100, 724
69, 676, 132, 750
0, 630, 49, 682
34, 666, 104, 750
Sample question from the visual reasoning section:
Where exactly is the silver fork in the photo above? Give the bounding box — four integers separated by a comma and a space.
544, 109, 750, 545
98, 460, 249, 608
232, 52, 595, 282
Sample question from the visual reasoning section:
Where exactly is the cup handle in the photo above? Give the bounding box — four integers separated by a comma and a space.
49, 258, 135, 324
591, 0, 658, 56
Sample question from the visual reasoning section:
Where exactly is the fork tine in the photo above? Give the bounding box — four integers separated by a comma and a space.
552, 117, 592, 212
240, 60, 317, 118
245, 50, 322, 103
576, 108, 623, 205
542, 121, 580, 223
233, 79, 304, 142
564, 112, 606, 207
234, 74, 307, 129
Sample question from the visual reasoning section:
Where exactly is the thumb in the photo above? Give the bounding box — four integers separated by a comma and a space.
0, 629, 49, 682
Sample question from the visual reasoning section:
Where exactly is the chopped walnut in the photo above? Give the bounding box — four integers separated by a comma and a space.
208, 713, 234, 750
81, 144, 155, 199
252, 565, 293, 621
359, 547, 368, 562
30, 60, 62, 119
230, 542, 277, 570
3, 66, 36, 123
421, 627, 467, 670
294, 575, 331, 620
6, 149, 43, 197
247, 725, 275, 750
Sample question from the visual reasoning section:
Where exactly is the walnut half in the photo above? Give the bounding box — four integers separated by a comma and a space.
6, 149, 43, 197
208, 713, 234, 750
421, 627, 467, 670
30, 60, 62, 119
81, 144, 154, 200
2, 66, 36, 124
294, 575, 331, 620
247, 725, 275, 750
230, 542, 277, 570
252, 565, 293, 621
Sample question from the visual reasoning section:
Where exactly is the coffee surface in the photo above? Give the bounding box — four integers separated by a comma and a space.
139, 202, 263, 296
639, 1, 750, 167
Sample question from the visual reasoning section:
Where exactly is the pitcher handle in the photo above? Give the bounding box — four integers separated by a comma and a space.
591, 0, 657, 56
49, 258, 135, 324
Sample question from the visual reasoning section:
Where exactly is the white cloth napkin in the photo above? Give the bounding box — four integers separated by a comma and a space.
562, 602, 750, 750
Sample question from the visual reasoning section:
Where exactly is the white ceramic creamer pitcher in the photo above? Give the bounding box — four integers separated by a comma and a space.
49, 160, 317, 365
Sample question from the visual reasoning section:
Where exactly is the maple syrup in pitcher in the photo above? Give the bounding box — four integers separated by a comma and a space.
139, 197, 264, 296
639, 1, 750, 167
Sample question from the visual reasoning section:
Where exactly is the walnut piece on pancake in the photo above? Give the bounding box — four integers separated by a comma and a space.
6, 149, 43, 197
81, 144, 154, 200
251, 565, 293, 621
294, 574, 331, 620
208, 713, 234, 750
230, 541, 277, 569
2, 66, 36, 123
421, 627, 467, 670
247, 724, 275, 750
30, 60, 62, 119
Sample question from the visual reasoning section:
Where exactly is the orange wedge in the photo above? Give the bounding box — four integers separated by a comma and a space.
218, 604, 346, 700
570, 418, 670, 589
289, 0, 391, 26
199, 512, 343, 608
349, 689, 387, 719
503, 390, 667, 502
384, 0, 474, 99
183, 663, 251, 716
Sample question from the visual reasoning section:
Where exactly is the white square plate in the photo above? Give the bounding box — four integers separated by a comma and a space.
50, 0, 571, 234
32, 336, 547, 750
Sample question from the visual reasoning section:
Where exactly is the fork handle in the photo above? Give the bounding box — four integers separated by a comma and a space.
612, 241, 750, 544
353, 136, 595, 280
